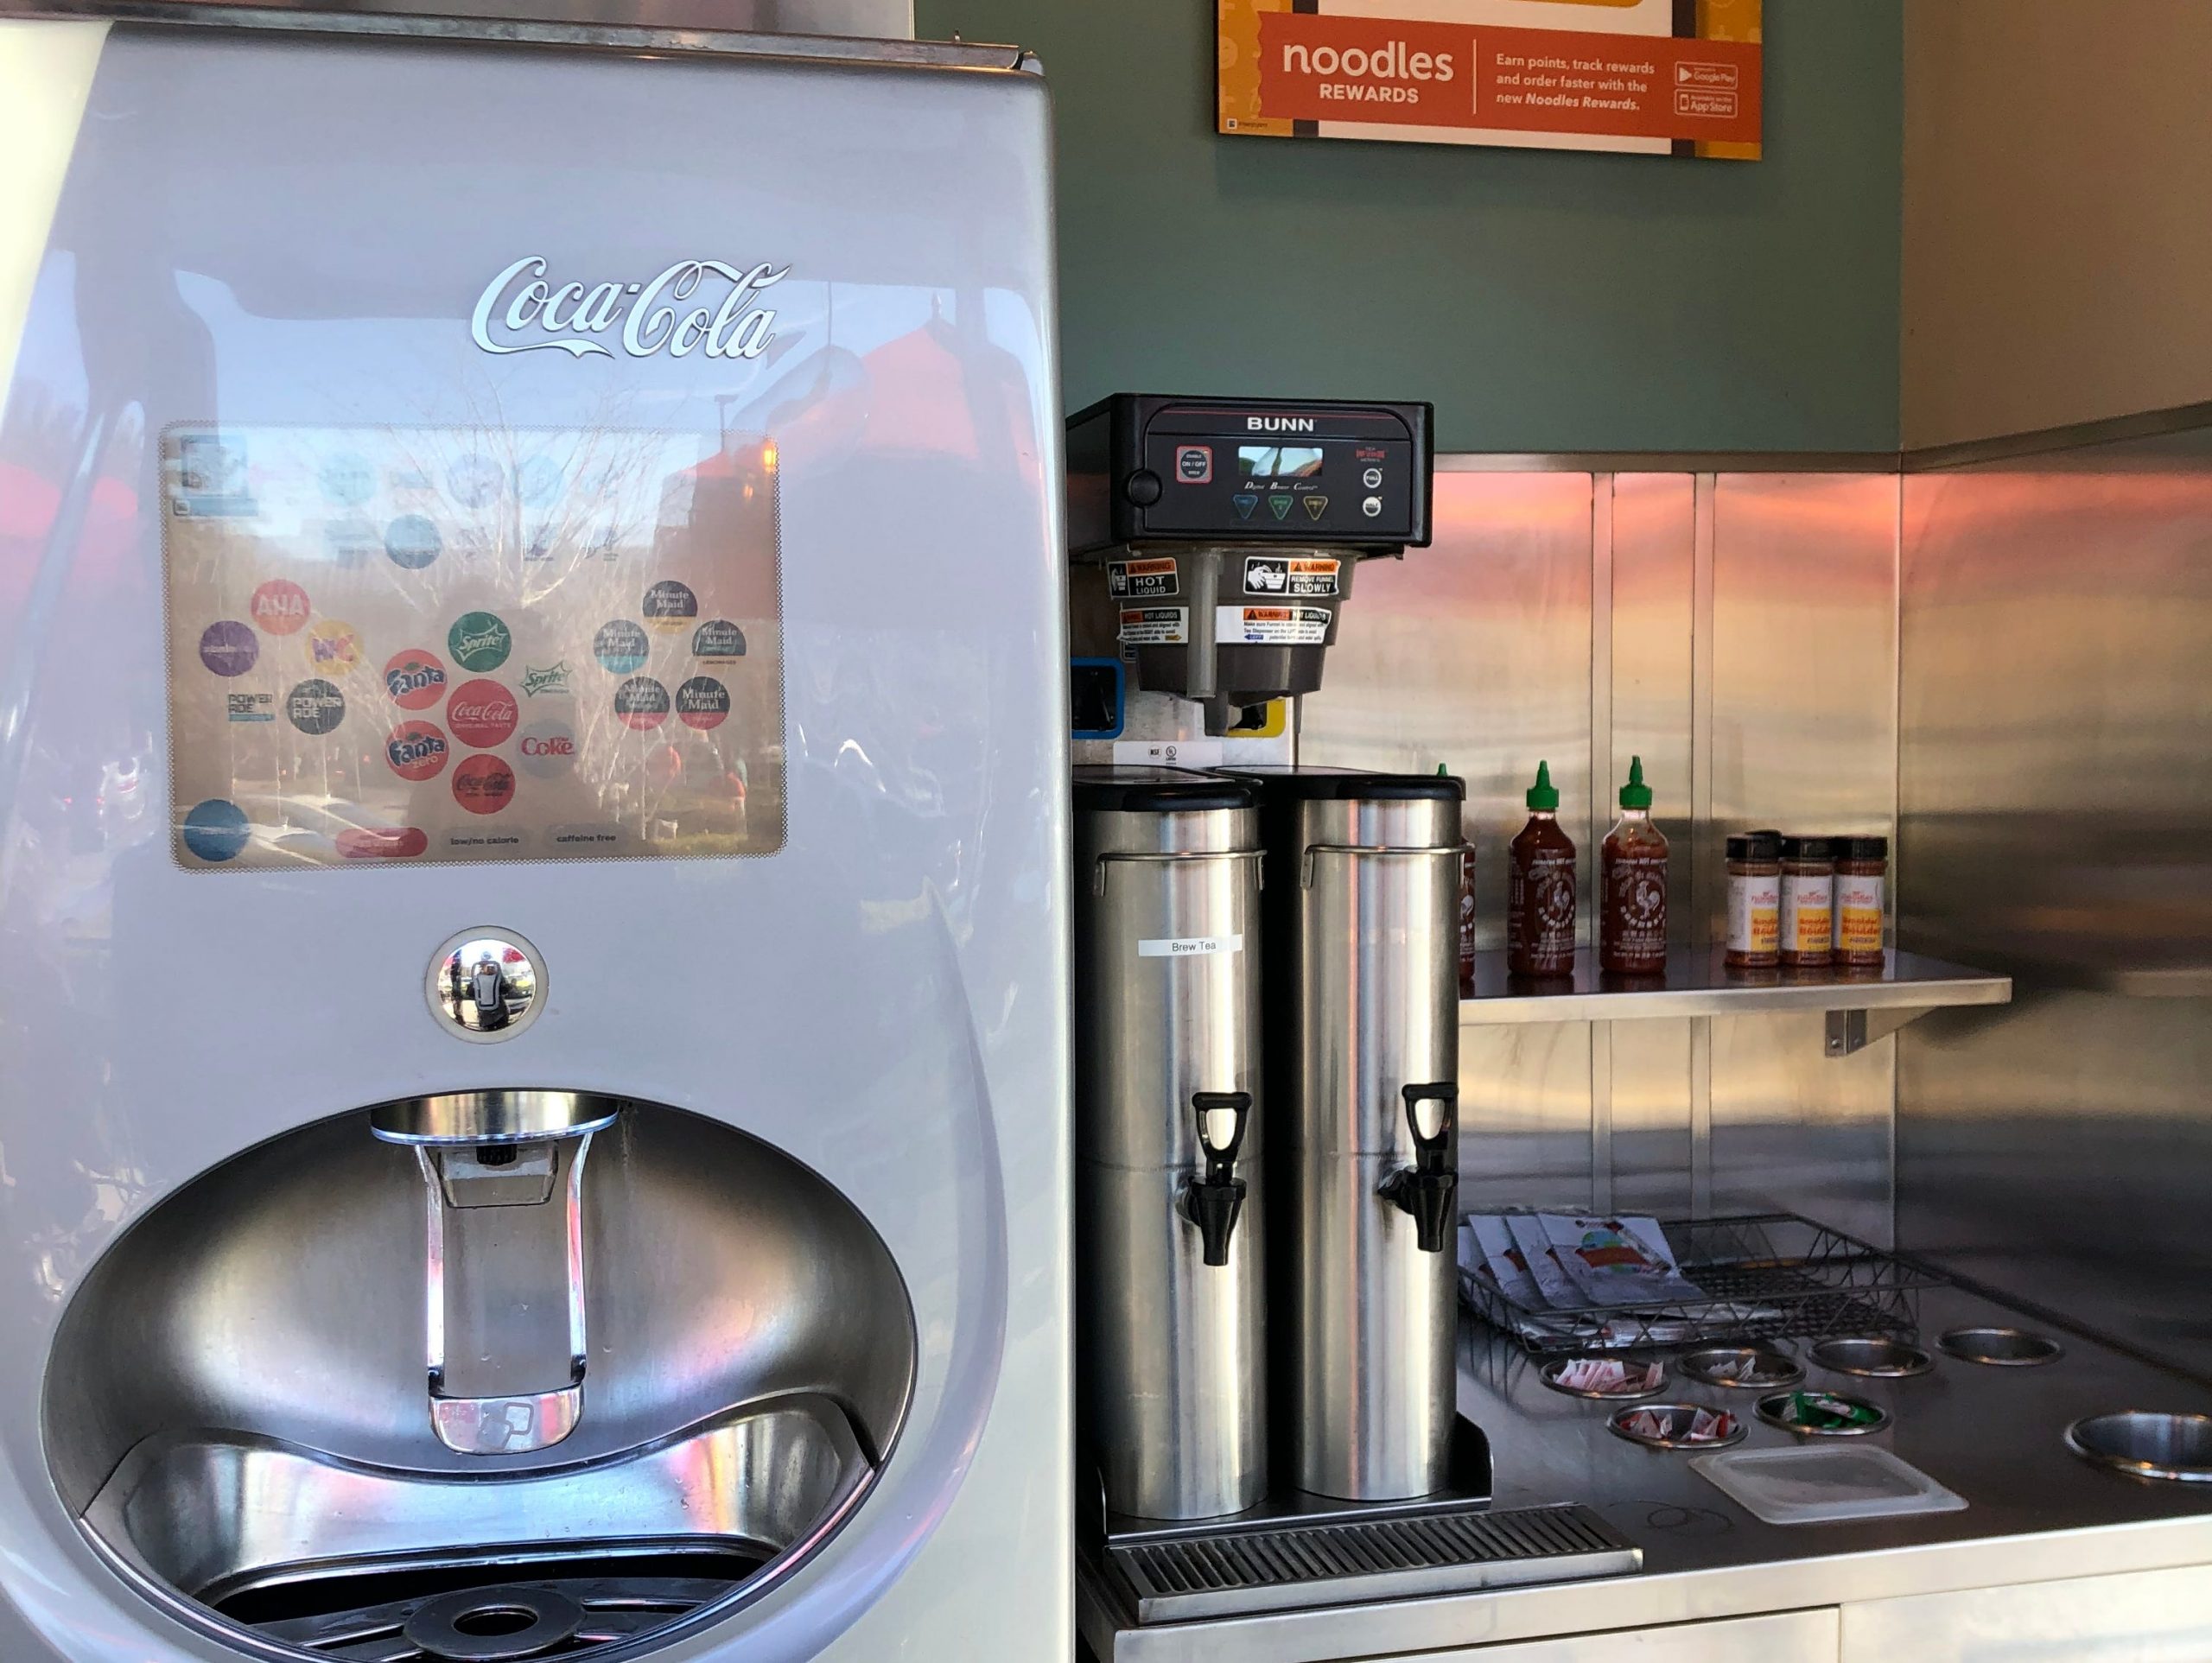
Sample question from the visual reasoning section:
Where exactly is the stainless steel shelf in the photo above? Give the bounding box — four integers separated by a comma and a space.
1460, 949, 2011, 1053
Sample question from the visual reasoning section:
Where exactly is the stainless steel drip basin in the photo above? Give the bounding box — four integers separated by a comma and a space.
44, 1099, 917, 1659
2066, 1412, 2212, 1484
89, 1394, 868, 1609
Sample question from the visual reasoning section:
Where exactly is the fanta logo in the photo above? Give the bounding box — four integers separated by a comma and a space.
386, 661, 446, 700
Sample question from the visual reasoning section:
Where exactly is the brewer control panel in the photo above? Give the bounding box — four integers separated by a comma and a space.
1068, 395, 1433, 553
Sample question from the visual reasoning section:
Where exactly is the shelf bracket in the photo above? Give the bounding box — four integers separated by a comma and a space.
1825, 1006, 1918, 1058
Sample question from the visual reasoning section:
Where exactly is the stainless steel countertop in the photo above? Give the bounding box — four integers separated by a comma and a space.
1079, 1283, 2212, 1660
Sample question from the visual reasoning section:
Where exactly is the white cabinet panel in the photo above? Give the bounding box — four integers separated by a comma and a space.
1842, 1565, 2212, 1661
1401, 1606, 1840, 1662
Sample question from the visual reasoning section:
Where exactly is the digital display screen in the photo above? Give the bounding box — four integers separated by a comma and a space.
1237, 445, 1324, 480
162, 421, 786, 870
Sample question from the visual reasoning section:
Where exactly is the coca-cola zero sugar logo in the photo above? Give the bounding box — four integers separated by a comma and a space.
452, 754, 518, 816
470, 257, 790, 361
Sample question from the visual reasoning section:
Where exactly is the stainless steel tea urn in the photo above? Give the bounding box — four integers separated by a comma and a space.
1227, 766, 1462, 1502
1073, 767, 1268, 1520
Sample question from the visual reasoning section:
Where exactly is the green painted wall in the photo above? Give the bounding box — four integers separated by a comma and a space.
914, 0, 1903, 454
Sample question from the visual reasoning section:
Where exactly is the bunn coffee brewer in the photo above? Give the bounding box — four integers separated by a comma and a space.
1066, 396, 1433, 736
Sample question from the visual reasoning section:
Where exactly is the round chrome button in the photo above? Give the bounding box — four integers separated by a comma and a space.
1362, 495, 1383, 518
428, 928, 546, 1042
1362, 467, 1384, 489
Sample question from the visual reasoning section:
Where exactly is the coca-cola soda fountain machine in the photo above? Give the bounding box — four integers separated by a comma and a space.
0, 5, 1069, 1660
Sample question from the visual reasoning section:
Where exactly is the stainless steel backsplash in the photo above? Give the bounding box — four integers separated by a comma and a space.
1300, 464, 1902, 1247
1897, 422, 2212, 1381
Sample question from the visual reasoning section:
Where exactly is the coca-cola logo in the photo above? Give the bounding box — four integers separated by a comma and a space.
447, 678, 519, 748
470, 257, 789, 361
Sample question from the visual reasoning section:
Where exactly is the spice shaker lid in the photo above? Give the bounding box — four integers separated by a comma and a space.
1618, 755, 1654, 811
1778, 835, 1833, 860
1842, 835, 1889, 860
1728, 832, 1782, 862
1526, 759, 1560, 813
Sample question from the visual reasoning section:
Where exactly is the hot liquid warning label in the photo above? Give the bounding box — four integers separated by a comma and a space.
1216, 604, 1332, 646
1120, 606, 1191, 645
1108, 556, 1179, 600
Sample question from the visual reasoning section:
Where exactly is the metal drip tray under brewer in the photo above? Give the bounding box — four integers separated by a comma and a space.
1085, 1417, 1637, 1622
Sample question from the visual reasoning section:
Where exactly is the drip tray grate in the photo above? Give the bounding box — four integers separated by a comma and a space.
1106, 1502, 1639, 1623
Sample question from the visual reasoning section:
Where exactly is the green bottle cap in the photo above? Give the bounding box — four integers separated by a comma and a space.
1619, 755, 1654, 810
1526, 760, 1559, 812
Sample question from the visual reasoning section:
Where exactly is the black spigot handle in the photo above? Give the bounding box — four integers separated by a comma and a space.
1185, 1090, 1252, 1267
1384, 1081, 1459, 1254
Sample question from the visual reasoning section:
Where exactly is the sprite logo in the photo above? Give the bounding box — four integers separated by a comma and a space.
520, 660, 573, 697
448, 611, 512, 672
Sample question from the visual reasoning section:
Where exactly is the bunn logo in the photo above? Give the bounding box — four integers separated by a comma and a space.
1247, 416, 1317, 433
1281, 41, 1456, 83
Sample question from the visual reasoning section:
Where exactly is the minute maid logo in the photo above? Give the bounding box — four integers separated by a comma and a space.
521, 662, 574, 698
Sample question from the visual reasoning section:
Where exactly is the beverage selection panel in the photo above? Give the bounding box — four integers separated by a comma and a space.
162, 422, 786, 870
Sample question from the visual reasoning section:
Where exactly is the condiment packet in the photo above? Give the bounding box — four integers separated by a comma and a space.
1466, 1215, 1548, 1310
1539, 1214, 1708, 1307
1691, 1408, 1737, 1442
1507, 1214, 1586, 1310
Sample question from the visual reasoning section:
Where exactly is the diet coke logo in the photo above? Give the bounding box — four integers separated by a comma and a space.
515, 718, 577, 778
447, 678, 518, 748
470, 257, 789, 361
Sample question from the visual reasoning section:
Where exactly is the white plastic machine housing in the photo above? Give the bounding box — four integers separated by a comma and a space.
0, 13, 1068, 1662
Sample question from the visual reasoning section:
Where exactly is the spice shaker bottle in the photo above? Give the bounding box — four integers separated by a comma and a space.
1778, 836, 1834, 970
1507, 761, 1576, 978
1725, 831, 1783, 970
1834, 835, 1888, 968
1599, 757, 1668, 976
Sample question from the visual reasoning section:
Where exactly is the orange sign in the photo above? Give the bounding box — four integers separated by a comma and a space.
1219, 0, 1763, 161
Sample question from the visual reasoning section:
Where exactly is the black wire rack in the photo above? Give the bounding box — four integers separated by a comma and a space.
1459, 1211, 1947, 1358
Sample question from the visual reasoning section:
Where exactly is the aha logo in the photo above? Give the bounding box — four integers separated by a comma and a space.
251, 579, 310, 635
